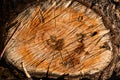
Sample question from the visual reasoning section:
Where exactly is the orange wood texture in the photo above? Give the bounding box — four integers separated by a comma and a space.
5, 0, 113, 77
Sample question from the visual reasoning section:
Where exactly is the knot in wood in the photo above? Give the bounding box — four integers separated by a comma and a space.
47, 36, 64, 51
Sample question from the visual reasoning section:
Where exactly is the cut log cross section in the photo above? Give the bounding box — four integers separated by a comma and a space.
5, 0, 113, 78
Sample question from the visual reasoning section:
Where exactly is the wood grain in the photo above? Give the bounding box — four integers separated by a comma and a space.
5, 0, 113, 78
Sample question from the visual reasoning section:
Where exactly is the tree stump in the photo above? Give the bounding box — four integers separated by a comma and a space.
4, 0, 119, 79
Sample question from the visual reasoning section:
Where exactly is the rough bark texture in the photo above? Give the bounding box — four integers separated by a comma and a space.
0, 0, 119, 80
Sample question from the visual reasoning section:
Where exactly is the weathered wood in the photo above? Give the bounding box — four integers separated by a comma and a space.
4, 0, 119, 79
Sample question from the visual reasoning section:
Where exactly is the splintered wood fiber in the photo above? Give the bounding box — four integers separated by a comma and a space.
5, 0, 113, 78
